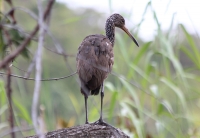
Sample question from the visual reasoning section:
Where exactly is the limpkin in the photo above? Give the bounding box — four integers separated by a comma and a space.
76, 13, 139, 124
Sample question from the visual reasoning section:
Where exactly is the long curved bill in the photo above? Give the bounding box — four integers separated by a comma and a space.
121, 26, 139, 47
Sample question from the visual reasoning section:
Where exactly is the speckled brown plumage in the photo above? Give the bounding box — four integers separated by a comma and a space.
77, 35, 113, 96
76, 13, 139, 124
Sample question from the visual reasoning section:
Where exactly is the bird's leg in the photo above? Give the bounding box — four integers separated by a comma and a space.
93, 82, 105, 124
92, 82, 119, 132
84, 95, 89, 124
99, 82, 104, 122
80, 81, 90, 124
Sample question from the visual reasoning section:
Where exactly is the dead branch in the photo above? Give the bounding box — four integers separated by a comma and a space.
25, 124, 130, 138
32, 0, 51, 135
43, 45, 75, 57
0, 72, 77, 81
6, 67, 15, 138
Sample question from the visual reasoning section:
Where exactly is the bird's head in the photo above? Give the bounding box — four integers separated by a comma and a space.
110, 13, 139, 47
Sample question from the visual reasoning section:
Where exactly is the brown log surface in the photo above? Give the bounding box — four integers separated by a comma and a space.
26, 123, 129, 138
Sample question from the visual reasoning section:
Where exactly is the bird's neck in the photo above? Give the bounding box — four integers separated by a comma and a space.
105, 18, 115, 46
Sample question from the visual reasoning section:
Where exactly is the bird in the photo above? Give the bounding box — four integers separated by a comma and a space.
76, 13, 139, 125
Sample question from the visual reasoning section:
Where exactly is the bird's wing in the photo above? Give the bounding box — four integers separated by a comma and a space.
76, 35, 114, 83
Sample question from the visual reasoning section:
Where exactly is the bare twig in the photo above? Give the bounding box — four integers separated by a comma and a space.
3, 0, 16, 24
6, 67, 15, 138
1, 24, 38, 41
0, 0, 55, 69
43, 45, 75, 57
32, 0, 48, 136
13, 7, 37, 19
0, 71, 77, 81
1, 27, 13, 68
12, 65, 27, 73
2, 27, 12, 48
1, 6, 37, 23
24, 54, 36, 78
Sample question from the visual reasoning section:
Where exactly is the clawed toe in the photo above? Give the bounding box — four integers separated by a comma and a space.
92, 119, 119, 132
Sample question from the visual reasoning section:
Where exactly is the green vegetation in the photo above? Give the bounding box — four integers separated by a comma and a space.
0, 0, 200, 137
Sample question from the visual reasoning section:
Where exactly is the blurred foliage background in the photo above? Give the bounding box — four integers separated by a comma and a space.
0, 0, 200, 138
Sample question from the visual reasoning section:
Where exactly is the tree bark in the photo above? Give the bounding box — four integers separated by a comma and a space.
26, 123, 130, 138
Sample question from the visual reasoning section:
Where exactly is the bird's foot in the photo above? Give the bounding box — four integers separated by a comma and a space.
92, 118, 119, 132
93, 118, 104, 125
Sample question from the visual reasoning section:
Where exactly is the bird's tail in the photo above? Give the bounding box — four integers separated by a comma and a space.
91, 85, 101, 95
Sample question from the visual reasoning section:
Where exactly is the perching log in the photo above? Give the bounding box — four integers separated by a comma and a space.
26, 123, 129, 138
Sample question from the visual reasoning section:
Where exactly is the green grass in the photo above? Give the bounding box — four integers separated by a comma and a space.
112, 1, 200, 137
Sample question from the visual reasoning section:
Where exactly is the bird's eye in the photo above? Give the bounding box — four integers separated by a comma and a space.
122, 19, 125, 24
